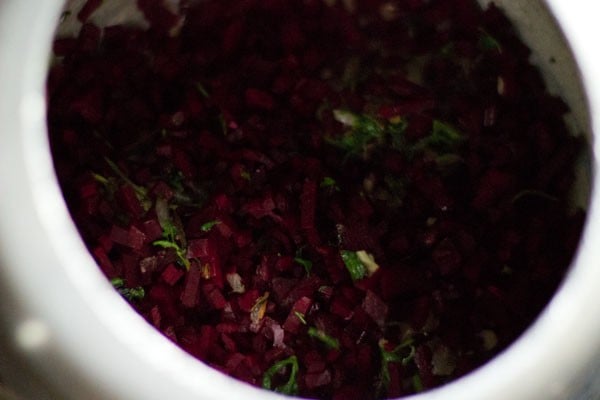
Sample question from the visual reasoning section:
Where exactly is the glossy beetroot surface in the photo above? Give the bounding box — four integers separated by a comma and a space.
48, 0, 585, 398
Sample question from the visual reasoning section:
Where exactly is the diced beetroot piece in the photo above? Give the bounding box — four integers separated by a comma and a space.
197, 325, 218, 359
238, 289, 260, 312
116, 185, 144, 219
222, 19, 245, 55
305, 369, 332, 389
78, 180, 98, 198
181, 263, 202, 308
283, 296, 313, 333
77, 0, 103, 22
361, 290, 388, 329
216, 322, 240, 334
142, 219, 163, 241
121, 253, 141, 287
240, 192, 281, 222
77, 23, 101, 53
97, 234, 113, 252
92, 246, 117, 277
415, 345, 436, 389
52, 38, 77, 56
245, 88, 275, 111
203, 284, 227, 310
300, 180, 317, 230
151, 181, 174, 201
330, 296, 354, 320
220, 333, 237, 352
136, 0, 182, 34
378, 98, 436, 119
282, 276, 323, 308
274, 256, 294, 272
139, 256, 158, 279
187, 238, 213, 259
128, 225, 146, 249
162, 326, 178, 343
303, 351, 326, 373
150, 306, 161, 328
271, 277, 298, 304
214, 194, 233, 213
432, 238, 462, 275
70, 86, 103, 123
472, 169, 515, 209
172, 148, 196, 178
109, 224, 130, 247
161, 263, 184, 286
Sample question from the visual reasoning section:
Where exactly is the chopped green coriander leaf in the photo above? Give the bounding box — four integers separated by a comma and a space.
511, 189, 558, 203
294, 311, 307, 325
340, 250, 367, 281
479, 29, 502, 52
154, 198, 190, 269
308, 327, 340, 350
320, 176, 338, 189
262, 355, 300, 396
195, 82, 210, 98
415, 119, 464, 154
412, 374, 424, 393
330, 110, 385, 157
110, 277, 125, 288
378, 338, 416, 395
294, 257, 313, 275
200, 220, 221, 232
104, 157, 151, 210
240, 170, 251, 181
218, 114, 228, 136
92, 172, 110, 186
110, 278, 145, 301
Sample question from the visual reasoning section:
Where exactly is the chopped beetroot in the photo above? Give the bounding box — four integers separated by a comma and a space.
49, 1, 585, 398
180, 263, 202, 308
161, 264, 184, 286
305, 369, 332, 389
245, 88, 275, 111
283, 296, 313, 333
127, 225, 146, 250
77, 0, 103, 22
361, 290, 388, 329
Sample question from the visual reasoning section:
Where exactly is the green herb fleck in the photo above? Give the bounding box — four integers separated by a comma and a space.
511, 189, 558, 203
294, 311, 307, 325
320, 176, 339, 190
479, 29, 502, 52
200, 220, 221, 232
412, 374, 424, 392
340, 250, 367, 281
240, 169, 251, 181
111, 278, 145, 301
294, 257, 313, 276
195, 82, 210, 98
378, 338, 416, 395
104, 157, 152, 211
329, 110, 385, 157
414, 119, 464, 154
153, 201, 190, 270
308, 327, 340, 350
262, 355, 300, 396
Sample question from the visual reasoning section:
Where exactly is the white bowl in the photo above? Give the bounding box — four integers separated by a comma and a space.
1, 1, 599, 399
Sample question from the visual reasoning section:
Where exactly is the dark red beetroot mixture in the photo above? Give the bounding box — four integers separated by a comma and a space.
48, 0, 585, 398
